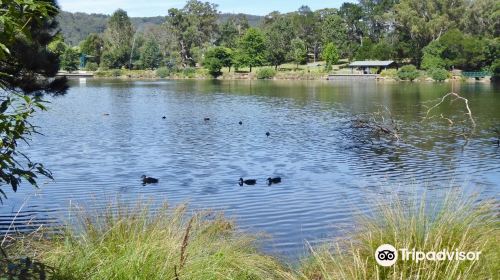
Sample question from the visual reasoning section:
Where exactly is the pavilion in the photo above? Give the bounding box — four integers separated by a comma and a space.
348, 60, 396, 74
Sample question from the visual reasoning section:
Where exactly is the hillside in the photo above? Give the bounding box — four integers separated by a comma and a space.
57, 11, 263, 46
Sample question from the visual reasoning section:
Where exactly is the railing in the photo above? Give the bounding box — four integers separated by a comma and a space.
462, 71, 492, 78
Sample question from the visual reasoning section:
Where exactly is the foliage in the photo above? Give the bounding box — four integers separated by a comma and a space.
111, 69, 122, 77
79, 33, 104, 65
140, 39, 162, 69
60, 48, 80, 72
203, 47, 232, 77
492, 59, 500, 77
264, 16, 295, 69
256, 68, 277, 79
0, 0, 68, 95
428, 68, 449, 82
322, 42, 339, 70
289, 38, 307, 68
397, 65, 420, 81
217, 14, 249, 48
301, 191, 499, 280
48, 36, 68, 55
28, 203, 292, 280
102, 9, 134, 69
167, 0, 219, 66
234, 28, 267, 72
380, 69, 398, 78
85, 62, 99, 71
0, 95, 54, 201
156, 67, 171, 78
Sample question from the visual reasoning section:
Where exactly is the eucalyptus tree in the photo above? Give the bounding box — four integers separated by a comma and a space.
166, 0, 219, 66
264, 15, 295, 69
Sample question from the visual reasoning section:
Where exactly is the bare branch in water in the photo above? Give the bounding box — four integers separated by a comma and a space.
424, 92, 476, 129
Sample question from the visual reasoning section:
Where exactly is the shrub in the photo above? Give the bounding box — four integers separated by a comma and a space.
111, 69, 122, 77
182, 67, 196, 78
256, 68, 277, 79
380, 69, 398, 78
397, 65, 420, 81
428, 68, 449, 81
84, 62, 98, 71
22, 203, 292, 280
156, 67, 170, 78
301, 191, 499, 280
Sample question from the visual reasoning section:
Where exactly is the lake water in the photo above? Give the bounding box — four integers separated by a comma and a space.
1, 79, 499, 260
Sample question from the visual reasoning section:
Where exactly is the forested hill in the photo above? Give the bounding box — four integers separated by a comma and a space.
57, 11, 263, 45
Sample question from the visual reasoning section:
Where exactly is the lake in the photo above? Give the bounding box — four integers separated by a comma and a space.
1, 79, 499, 260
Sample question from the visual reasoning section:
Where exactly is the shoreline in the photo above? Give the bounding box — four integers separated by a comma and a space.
62, 70, 494, 83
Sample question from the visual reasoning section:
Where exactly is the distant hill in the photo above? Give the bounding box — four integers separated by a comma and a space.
57, 11, 263, 46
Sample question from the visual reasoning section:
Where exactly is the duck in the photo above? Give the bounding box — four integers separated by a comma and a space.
141, 175, 159, 185
239, 178, 257, 186
239, 121, 243, 125
267, 177, 282, 185
266, 132, 270, 137
204, 117, 210, 121
162, 116, 166, 119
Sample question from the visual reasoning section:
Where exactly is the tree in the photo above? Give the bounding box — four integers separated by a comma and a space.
264, 15, 295, 69
0, 0, 67, 199
102, 9, 134, 69
320, 13, 349, 58
140, 39, 162, 69
80, 33, 104, 65
293, 6, 320, 61
217, 14, 249, 48
397, 65, 420, 81
48, 36, 68, 55
60, 48, 80, 72
288, 38, 307, 69
203, 47, 232, 77
322, 43, 339, 70
394, 0, 467, 65
234, 28, 267, 72
167, 0, 219, 66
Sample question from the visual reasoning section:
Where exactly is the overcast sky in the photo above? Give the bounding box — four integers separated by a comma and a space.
57, 0, 350, 17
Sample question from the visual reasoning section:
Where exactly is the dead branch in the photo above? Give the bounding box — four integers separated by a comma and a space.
424, 92, 476, 128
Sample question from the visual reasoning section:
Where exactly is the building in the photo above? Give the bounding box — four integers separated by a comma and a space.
348, 60, 396, 74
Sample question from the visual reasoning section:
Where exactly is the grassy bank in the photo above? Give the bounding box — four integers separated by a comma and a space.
2, 192, 498, 279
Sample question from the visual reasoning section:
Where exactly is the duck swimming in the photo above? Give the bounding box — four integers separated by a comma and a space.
239, 121, 243, 125
239, 178, 257, 186
266, 132, 270, 137
204, 117, 210, 121
142, 175, 159, 185
267, 177, 282, 185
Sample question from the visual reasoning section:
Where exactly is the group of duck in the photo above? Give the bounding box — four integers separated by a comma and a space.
239, 177, 282, 186
140, 117, 278, 186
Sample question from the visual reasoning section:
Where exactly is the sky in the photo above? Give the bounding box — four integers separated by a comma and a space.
57, 0, 350, 17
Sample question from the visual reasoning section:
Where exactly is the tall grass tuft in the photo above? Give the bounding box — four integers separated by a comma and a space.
26, 203, 292, 280
299, 191, 499, 280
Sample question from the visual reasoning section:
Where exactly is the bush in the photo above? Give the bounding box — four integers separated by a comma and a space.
21, 203, 291, 280
111, 69, 122, 77
397, 65, 420, 81
182, 67, 196, 78
256, 68, 277, 79
380, 69, 398, 78
84, 62, 98, 71
428, 68, 449, 81
301, 191, 499, 280
156, 67, 170, 78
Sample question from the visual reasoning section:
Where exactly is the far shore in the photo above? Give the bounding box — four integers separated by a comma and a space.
59, 69, 494, 83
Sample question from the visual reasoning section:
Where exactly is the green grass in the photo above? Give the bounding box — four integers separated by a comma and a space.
9, 203, 292, 280
299, 192, 499, 280
3, 191, 498, 280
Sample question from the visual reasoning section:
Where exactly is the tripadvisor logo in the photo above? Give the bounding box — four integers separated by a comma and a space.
375, 244, 481, 267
